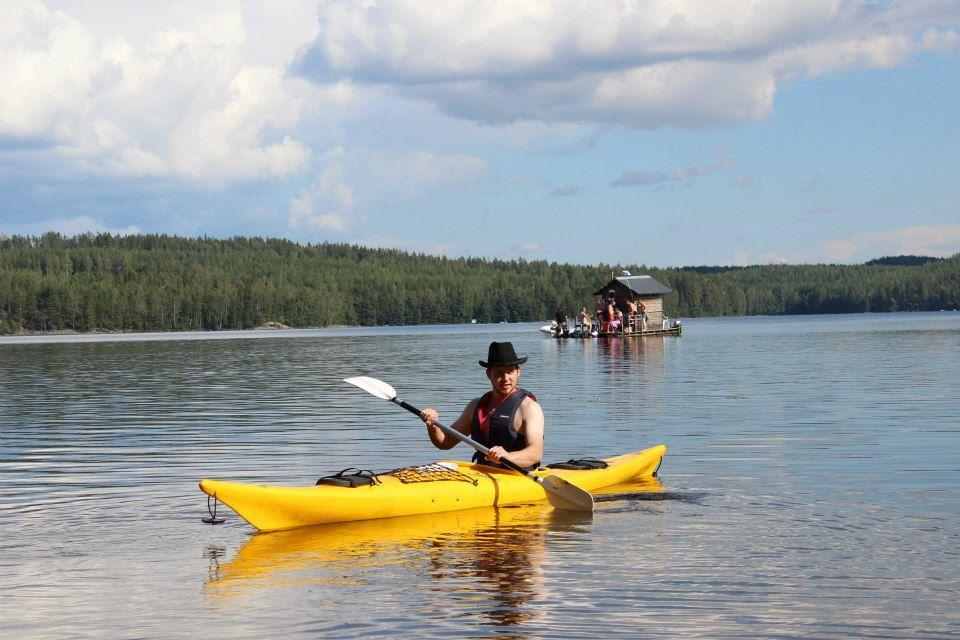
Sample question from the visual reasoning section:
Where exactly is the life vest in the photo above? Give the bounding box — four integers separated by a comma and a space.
470, 387, 539, 469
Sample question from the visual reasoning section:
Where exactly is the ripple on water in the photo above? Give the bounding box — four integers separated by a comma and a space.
1, 314, 959, 638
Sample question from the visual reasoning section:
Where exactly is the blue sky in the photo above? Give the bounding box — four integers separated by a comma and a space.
1, 1, 958, 266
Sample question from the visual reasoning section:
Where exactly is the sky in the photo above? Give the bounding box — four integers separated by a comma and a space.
1, 0, 958, 267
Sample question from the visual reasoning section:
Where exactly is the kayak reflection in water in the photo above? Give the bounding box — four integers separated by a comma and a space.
419, 341, 544, 471
204, 504, 590, 632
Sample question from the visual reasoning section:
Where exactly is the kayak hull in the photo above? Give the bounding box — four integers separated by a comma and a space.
199, 445, 666, 532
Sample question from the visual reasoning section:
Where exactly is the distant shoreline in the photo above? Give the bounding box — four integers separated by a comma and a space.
3, 310, 957, 340
3, 322, 357, 337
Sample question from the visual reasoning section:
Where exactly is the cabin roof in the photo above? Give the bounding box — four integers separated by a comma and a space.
593, 275, 672, 296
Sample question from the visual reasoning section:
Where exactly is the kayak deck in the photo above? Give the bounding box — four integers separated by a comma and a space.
200, 445, 666, 532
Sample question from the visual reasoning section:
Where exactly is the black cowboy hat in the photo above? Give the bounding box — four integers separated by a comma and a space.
479, 341, 528, 368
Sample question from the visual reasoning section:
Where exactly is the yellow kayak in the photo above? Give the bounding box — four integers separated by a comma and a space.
199, 444, 666, 532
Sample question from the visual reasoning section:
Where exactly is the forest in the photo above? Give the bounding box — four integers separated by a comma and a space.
1, 232, 957, 334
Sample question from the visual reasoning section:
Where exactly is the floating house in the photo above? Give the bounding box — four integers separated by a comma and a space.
593, 274, 671, 327
592, 274, 678, 335
541, 273, 681, 338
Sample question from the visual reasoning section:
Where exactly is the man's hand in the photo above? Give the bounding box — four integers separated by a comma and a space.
420, 408, 439, 427
486, 445, 509, 464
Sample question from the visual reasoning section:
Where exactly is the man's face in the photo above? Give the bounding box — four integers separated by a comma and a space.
486, 365, 520, 396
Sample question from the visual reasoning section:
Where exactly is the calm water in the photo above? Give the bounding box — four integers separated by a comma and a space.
1, 313, 958, 638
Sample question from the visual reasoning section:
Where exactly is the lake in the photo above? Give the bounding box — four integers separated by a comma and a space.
1, 312, 958, 638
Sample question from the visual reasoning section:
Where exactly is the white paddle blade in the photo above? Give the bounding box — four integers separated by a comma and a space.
541, 475, 594, 512
343, 376, 397, 401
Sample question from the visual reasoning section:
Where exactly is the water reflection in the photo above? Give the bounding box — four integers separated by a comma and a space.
597, 335, 668, 376
206, 504, 592, 631
545, 333, 674, 393
4, 313, 959, 638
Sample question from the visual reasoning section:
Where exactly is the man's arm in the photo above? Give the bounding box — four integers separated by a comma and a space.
486, 397, 544, 468
420, 399, 476, 450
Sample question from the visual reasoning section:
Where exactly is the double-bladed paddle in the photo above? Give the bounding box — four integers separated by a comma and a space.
343, 376, 594, 512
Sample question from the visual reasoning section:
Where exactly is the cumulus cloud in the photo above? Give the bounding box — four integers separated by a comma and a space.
918, 27, 960, 55
0, 0, 330, 183
5, 0, 957, 193
357, 234, 457, 256
362, 150, 489, 199
756, 251, 790, 265
288, 150, 354, 233
297, 1, 960, 128
738, 224, 960, 265
818, 224, 960, 262
288, 146, 489, 235
0, 214, 139, 237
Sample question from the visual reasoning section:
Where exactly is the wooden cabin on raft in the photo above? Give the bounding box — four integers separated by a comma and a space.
541, 273, 681, 338
592, 274, 681, 336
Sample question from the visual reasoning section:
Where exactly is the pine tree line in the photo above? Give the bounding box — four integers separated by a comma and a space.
0, 232, 957, 334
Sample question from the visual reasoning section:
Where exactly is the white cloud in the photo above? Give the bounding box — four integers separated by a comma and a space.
510, 241, 542, 254
612, 153, 735, 187
818, 240, 860, 263
919, 27, 960, 55
818, 224, 960, 262
297, 1, 960, 128
673, 158, 733, 181
610, 170, 672, 187
0, 215, 139, 237
288, 148, 354, 233
356, 234, 457, 257
740, 223, 960, 265
288, 146, 489, 235
430, 242, 457, 256
0, 0, 328, 183
756, 251, 790, 264
364, 151, 490, 198
5, 0, 955, 194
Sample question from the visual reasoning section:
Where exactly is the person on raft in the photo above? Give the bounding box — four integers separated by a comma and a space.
419, 341, 544, 471
554, 306, 568, 336
578, 306, 592, 332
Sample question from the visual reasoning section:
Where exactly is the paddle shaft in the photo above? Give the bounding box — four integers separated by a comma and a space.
391, 397, 540, 481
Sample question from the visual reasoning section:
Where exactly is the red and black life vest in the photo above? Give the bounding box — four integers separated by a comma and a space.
469, 387, 539, 469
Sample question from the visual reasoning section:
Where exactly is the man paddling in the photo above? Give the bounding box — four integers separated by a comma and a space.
420, 341, 544, 470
